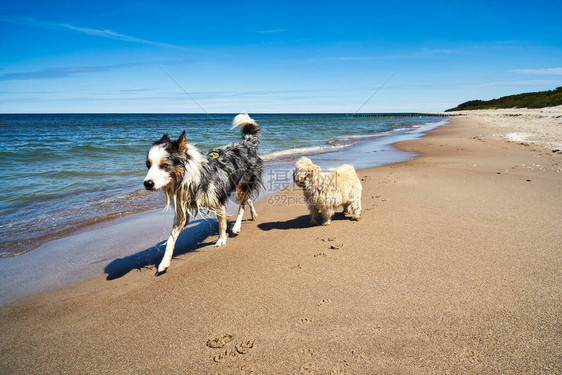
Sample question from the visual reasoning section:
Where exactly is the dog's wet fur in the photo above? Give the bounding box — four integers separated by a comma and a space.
144, 114, 263, 275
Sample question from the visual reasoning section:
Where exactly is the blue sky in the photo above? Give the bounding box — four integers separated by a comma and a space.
1, 0, 561, 113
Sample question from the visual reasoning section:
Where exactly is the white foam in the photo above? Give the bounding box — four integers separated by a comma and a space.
261, 143, 351, 161
260, 119, 450, 162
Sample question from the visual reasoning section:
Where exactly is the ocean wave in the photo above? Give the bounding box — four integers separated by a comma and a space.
260, 126, 411, 161
326, 133, 382, 143
261, 142, 354, 161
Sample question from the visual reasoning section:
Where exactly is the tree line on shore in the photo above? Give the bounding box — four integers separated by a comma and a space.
446, 86, 562, 111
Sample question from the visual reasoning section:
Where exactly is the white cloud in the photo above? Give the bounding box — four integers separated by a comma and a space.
0, 60, 196, 81
326, 55, 404, 61
0, 16, 189, 50
423, 48, 463, 55
257, 29, 286, 33
467, 79, 557, 88
511, 68, 562, 75
319, 48, 463, 62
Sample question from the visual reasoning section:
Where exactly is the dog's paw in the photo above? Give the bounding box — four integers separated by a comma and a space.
309, 220, 318, 227
215, 238, 227, 247
155, 268, 167, 276
322, 220, 332, 226
232, 224, 241, 234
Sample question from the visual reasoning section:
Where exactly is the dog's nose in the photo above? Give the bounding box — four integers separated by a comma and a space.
144, 180, 154, 190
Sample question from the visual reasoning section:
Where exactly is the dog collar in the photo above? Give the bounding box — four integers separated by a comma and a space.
208, 151, 220, 159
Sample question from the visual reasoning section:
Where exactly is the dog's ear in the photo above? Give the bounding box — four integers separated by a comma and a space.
176, 131, 187, 153
293, 167, 308, 184
153, 134, 171, 145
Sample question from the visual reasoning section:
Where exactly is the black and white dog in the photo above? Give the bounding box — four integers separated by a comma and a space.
143, 114, 263, 275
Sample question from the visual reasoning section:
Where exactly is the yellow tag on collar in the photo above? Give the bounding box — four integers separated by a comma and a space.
208, 151, 220, 159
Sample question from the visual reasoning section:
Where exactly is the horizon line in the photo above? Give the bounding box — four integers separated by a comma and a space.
0, 111, 449, 115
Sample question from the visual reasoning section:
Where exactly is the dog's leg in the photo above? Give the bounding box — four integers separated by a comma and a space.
237, 184, 258, 221
215, 205, 228, 247
233, 186, 248, 234
342, 203, 351, 215
350, 200, 361, 221
232, 203, 244, 234
247, 197, 258, 220
309, 206, 319, 226
321, 208, 334, 226
233, 192, 258, 234
157, 216, 187, 275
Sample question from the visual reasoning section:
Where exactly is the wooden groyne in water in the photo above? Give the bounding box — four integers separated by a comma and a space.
350, 112, 454, 118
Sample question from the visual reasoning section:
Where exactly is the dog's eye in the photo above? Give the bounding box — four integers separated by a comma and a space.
146, 161, 151, 169
161, 163, 170, 169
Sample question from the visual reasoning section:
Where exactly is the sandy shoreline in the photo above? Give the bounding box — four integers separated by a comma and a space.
1, 113, 560, 373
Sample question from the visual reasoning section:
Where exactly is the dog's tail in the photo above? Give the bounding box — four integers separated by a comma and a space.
232, 114, 261, 138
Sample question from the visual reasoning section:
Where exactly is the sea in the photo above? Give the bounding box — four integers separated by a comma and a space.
0, 113, 446, 257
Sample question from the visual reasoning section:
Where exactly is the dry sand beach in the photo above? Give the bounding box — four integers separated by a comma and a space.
448, 106, 562, 149
1, 111, 561, 374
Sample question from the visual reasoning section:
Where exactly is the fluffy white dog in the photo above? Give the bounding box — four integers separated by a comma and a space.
293, 157, 362, 226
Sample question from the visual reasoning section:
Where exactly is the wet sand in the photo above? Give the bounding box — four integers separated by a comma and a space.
0, 115, 560, 374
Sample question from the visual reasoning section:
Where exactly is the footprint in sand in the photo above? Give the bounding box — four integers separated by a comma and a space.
317, 298, 331, 307
329, 243, 343, 250
235, 339, 256, 355
297, 317, 313, 325
210, 338, 256, 363
207, 334, 235, 348
314, 252, 327, 258
290, 264, 303, 270
212, 348, 237, 363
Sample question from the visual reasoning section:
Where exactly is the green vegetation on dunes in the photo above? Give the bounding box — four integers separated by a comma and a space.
446, 87, 562, 111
